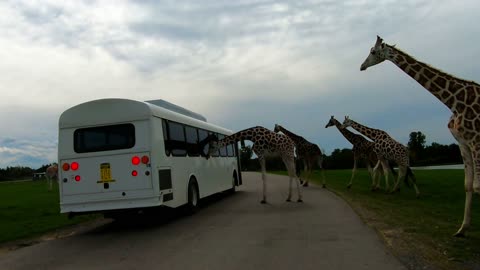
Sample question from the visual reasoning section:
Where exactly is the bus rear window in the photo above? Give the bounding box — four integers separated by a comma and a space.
74, 124, 135, 153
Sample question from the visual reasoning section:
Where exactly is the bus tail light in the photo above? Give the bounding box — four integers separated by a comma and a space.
141, 155, 150, 164
132, 170, 138, 177
75, 175, 81, 182
132, 156, 140, 165
62, 163, 70, 171
71, 162, 79, 171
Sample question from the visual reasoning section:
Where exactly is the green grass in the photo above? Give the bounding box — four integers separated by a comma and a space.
273, 169, 480, 270
0, 180, 99, 244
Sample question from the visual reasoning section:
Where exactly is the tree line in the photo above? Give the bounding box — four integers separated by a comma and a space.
0, 164, 53, 181
0, 131, 461, 180
240, 131, 462, 171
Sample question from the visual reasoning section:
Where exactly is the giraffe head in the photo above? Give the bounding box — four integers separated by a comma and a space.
325, 116, 337, 128
199, 133, 218, 159
273, 124, 282, 133
360, 35, 392, 71
341, 116, 354, 129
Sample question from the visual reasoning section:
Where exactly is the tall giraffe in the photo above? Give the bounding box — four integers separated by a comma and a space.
201, 126, 303, 204
341, 116, 420, 197
325, 116, 395, 189
273, 124, 326, 188
360, 35, 480, 237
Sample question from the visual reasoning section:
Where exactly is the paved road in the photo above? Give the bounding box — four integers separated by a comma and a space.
0, 172, 406, 270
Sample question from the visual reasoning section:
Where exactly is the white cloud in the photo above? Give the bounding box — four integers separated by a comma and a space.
0, 0, 477, 167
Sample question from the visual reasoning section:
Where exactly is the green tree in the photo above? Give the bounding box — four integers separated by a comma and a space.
408, 131, 426, 165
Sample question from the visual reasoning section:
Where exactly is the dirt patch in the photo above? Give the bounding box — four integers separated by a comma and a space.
0, 218, 111, 255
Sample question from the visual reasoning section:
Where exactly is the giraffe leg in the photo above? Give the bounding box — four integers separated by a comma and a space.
302, 161, 309, 187
348, 156, 358, 189
293, 159, 303, 202
296, 159, 304, 185
371, 160, 381, 191
455, 143, 474, 237
380, 159, 390, 192
391, 166, 406, 193
259, 157, 268, 204
406, 167, 421, 197
317, 157, 326, 188
366, 159, 374, 183
285, 158, 294, 202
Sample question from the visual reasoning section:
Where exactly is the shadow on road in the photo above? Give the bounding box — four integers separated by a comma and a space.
86, 190, 246, 234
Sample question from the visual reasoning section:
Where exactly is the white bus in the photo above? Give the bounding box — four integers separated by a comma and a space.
58, 98, 242, 217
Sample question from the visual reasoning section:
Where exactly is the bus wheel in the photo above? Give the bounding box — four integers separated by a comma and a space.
186, 179, 199, 215
228, 173, 237, 194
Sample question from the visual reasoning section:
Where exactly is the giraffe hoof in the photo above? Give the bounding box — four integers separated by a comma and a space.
321, 184, 326, 188
347, 185, 352, 189
302, 183, 309, 187
297, 199, 303, 203
260, 200, 267, 204
286, 198, 292, 202
453, 232, 465, 238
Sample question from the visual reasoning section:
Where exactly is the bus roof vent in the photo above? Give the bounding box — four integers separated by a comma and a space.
145, 99, 207, 122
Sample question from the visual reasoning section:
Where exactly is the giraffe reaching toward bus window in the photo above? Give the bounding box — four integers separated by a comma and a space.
201, 126, 302, 204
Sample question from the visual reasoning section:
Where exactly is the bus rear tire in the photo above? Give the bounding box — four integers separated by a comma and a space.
228, 173, 237, 194
185, 179, 199, 215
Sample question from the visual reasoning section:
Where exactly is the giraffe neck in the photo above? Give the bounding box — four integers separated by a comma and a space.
387, 45, 479, 113
348, 120, 383, 141
333, 119, 360, 145
216, 127, 260, 147
277, 126, 304, 144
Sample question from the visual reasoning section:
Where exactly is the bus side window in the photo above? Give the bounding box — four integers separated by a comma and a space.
185, 126, 199, 157
217, 134, 228, 157
162, 119, 171, 156
167, 121, 187, 156
227, 143, 234, 157
198, 129, 209, 156
210, 132, 220, 157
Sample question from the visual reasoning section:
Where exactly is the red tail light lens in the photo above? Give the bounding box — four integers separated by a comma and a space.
71, 162, 79, 171
62, 163, 70, 171
132, 170, 138, 176
75, 175, 81, 181
141, 156, 150, 164
132, 156, 140, 165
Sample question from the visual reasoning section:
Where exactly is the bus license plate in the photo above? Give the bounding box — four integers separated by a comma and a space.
98, 163, 115, 183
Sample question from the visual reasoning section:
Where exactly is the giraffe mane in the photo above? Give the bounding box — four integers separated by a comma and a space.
385, 43, 480, 86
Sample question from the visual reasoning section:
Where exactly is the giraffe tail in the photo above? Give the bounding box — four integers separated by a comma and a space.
404, 167, 415, 188
387, 161, 397, 177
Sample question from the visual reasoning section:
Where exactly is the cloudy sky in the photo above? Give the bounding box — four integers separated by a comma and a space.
0, 0, 478, 169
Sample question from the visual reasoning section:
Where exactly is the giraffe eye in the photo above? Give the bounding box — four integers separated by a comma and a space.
371, 51, 376, 55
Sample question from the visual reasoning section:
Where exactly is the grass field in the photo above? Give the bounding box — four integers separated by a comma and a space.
1, 171, 479, 269
0, 180, 99, 244
273, 169, 480, 270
